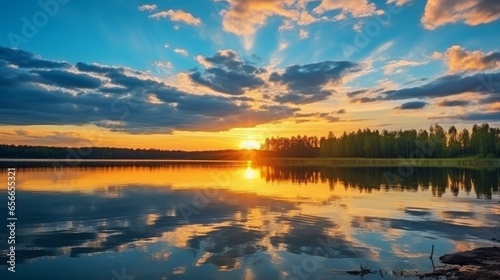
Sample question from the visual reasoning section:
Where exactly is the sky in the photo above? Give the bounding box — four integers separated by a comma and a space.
1, 0, 500, 150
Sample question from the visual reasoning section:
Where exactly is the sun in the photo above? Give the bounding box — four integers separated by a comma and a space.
240, 140, 260, 150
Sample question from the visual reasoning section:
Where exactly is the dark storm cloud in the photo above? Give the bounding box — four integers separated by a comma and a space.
190, 68, 264, 95
99, 86, 129, 94
293, 111, 342, 123
76, 62, 121, 75
32, 69, 102, 89
429, 111, 500, 121
381, 72, 500, 101
396, 101, 428, 110
436, 100, 471, 107
350, 96, 380, 103
483, 51, 500, 64
76, 62, 142, 76
176, 94, 251, 116
0, 46, 69, 69
350, 73, 500, 119
403, 77, 428, 85
0, 60, 37, 86
457, 112, 500, 121
274, 90, 332, 105
190, 50, 266, 95
270, 61, 361, 104
346, 89, 368, 97
107, 72, 159, 89
0, 46, 298, 134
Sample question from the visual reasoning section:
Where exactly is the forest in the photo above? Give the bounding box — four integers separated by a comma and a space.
261, 123, 500, 158
0, 146, 258, 160
1, 123, 499, 159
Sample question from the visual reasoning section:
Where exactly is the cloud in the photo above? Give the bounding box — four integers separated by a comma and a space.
293, 112, 343, 123
219, 0, 298, 49
0, 46, 297, 134
190, 50, 266, 95
75, 62, 141, 76
396, 101, 429, 110
33, 69, 102, 89
313, 0, 382, 19
270, 61, 361, 104
154, 61, 173, 71
350, 97, 380, 103
149, 9, 201, 26
297, 10, 317, 25
377, 72, 500, 101
278, 42, 289, 51
438, 45, 500, 73
0, 129, 92, 146
195, 55, 212, 68
274, 90, 332, 104
436, 100, 471, 107
299, 29, 309, 39
383, 59, 429, 74
387, 0, 413, 6
422, 0, 500, 30
436, 111, 500, 121
337, 109, 346, 114
346, 89, 368, 97
0, 46, 69, 69
174, 48, 188, 56
138, 4, 157, 12
431, 51, 443, 59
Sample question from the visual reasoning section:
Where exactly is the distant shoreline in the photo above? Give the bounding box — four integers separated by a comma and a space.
0, 158, 250, 168
254, 157, 500, 168
1, 157, 500, 168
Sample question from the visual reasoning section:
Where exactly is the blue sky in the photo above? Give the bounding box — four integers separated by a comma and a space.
1, 0, 500, 149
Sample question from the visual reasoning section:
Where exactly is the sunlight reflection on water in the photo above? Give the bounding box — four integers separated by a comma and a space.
0, 163, 498, 280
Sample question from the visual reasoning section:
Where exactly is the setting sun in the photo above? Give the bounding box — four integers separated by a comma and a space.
241, 140, 260, 150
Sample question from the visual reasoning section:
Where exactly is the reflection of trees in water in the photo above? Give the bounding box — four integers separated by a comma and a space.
260, 166, 500, 199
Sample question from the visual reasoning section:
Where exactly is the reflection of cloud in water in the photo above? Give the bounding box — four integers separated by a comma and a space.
2, 167, 498, 279
188, 225, 267, 270
0, 183, 385, 274
172, 266, 186, 274
151, 251, 171, 261
352, 215, 500, 242
390, 243, 428, 259
404, 207, 432, 217
442, 211, 475, 219
0, 186, 301, 268
270, 215, 375, 259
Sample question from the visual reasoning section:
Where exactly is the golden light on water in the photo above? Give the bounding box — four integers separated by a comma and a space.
244, 165, 257, 180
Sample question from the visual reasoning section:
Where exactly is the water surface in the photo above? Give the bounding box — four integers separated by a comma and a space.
1, 162, 499, 280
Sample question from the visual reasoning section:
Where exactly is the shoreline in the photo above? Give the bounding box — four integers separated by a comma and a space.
254, 157, 500, 168
422, 246, 500, 279
1, 157, 500, 168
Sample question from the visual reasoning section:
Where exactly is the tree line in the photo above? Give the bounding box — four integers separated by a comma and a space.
0, 145, 259, 160
261, 123, 500, 158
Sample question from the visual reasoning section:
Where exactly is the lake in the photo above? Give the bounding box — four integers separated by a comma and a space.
1, 161, 499, 280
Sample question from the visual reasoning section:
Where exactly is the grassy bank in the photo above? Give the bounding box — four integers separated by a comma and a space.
253, 157, 500, 168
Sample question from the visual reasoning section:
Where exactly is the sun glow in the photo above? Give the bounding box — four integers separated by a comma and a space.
240, 140, 260, 150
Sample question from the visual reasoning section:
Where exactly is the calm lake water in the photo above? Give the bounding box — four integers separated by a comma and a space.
1, 162, 499, 280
